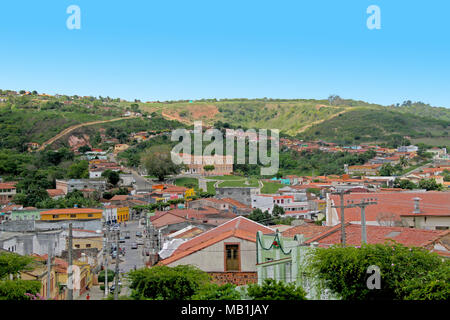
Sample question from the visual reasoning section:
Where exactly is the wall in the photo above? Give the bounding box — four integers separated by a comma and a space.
209, 272, 257, 286
216, 187, 260, 206
166, 236, 257, 272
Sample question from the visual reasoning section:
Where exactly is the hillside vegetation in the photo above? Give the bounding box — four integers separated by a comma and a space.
141, 99, 449, 145
298, 107, 449, 147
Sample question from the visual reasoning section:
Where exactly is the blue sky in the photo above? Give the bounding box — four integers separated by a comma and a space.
0, 0, 449, 107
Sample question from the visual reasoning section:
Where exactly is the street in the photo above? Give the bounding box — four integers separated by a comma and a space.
118, 220, 146, 273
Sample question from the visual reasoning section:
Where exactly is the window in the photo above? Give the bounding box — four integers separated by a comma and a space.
70, 214, 76, 218
75, 244, 80, 249
53, 215, 58, 219
86, 244, 91, 248
436, 226, 449, 230
225, 244, 240, 271
88, 214, 93, 217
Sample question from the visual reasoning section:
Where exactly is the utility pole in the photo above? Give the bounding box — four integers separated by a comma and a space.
352, 198, 377, 244
46, 241, 52, 300
333, 195, 377, 245
67, 223, 73, 300
331, 190, 349, 246
114, 229, 120, 300
104, 226, 109, 297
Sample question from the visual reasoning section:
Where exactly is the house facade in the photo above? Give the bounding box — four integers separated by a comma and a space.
159, 216, 274, 285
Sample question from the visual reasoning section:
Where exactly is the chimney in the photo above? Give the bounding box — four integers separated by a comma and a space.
413, 197, 421, 214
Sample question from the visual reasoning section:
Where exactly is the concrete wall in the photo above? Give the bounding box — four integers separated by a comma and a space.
216, 187, 260, 206
401, 216, 450, 230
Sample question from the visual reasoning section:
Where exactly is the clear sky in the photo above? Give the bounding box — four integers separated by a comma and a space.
0, 0, 449, 107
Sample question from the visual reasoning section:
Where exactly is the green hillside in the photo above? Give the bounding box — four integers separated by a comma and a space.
298, 107, 449, 147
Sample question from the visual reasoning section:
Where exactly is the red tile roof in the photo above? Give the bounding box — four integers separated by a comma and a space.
329, 192, 450, 223
160, 216, 274, 265
305, 223, 449, 249
0, 183, 16, 189
46, 189, 65, 197
110, 195, 129, 201
221, 198, 249, 208
282, 224, 332, 239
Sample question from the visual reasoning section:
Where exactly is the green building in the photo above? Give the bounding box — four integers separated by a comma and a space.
9, 208, 42, 221
256, 230, 337, 300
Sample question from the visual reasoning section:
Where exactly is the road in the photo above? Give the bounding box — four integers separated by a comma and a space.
36, 116, 138, 151
118, 220, 146, 273
131, 169, 154, 192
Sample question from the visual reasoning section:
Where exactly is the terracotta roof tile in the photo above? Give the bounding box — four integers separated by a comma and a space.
329, 192, 450, 223
160, 216, 274, 265
305, 224, 449, 249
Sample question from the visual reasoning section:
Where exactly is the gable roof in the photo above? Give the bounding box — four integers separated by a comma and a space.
282, 223, 332, 239
160, 216, 274, 265
305, 223, 449, 249
329, 192, 450, 223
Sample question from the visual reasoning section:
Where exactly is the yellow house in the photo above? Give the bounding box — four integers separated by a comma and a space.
116, 206, 129, 222
21, 255, 67, 300
40, 208, 103, 221
103, 206, 129, 223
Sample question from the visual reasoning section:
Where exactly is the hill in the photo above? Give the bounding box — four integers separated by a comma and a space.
297, 107, 449, 147
1, 90, 449, 150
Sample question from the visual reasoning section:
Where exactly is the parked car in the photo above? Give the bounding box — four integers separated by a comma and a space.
131, 242, 138, 249
124, 231, 131, 239
135, 231, 142, 238
119, 236, 126, 243
136, 239, 144, 245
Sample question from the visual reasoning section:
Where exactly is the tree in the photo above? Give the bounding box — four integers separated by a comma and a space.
0, 252, 36, 280
102, 169, 121, 186
246, 279, 307, 300
203, 165, 215, 173
308, 242, 448, 300
67, 160, 89, 179
78, 145, 92, 154
141, 145, 182, 181
247, 208, 272, 225
98, 269, 115, 283
272, 204, 285, 218
0, 252, 41, 300
418, 179, 444, 191
0, 279, 41, 300
191, 283, 241, 300
127, 265, 210, 300
393, 178, 417, 190
379, 164, 396, 176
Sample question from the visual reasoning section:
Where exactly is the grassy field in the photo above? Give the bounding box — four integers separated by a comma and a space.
219, 178, 259, 188
411, 137, 450, 149
261, 181, 284, 194
174, 177, 199, 190
206, 181, 216, 195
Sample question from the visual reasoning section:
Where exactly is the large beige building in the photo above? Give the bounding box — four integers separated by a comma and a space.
178, 154, 233, 176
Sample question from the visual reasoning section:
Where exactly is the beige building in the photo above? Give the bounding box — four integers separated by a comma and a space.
179, 154, 233, 176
